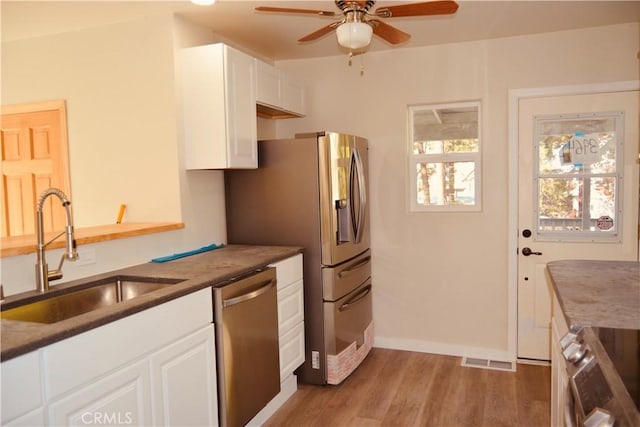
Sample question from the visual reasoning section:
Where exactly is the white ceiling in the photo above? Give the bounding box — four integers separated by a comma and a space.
3, 1, 640, 60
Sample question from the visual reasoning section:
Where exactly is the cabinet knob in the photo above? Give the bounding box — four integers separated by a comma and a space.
562, 341, 588, 364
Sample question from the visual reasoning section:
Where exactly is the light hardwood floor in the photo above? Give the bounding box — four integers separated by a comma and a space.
264, 348, 550, 427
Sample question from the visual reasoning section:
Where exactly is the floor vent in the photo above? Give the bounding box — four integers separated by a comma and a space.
461, 357, 515, 372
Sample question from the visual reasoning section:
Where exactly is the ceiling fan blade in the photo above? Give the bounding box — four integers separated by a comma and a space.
369, 19, 411, 45
255, 6, 337, 17
298, 22, 341, 42
374, 0, 458, 18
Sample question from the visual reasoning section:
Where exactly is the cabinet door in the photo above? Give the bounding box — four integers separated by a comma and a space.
256, 60, 281, 108
1, 351, 43, 424
48, 360, 153, 426
224, 46, 257, 169
282, 75, 306, 116
277, 279, 304, 335
279, 322, 305, 382
151, 325, 218, 427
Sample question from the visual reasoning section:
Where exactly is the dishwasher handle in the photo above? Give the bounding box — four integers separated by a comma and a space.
222, 279, 276, 308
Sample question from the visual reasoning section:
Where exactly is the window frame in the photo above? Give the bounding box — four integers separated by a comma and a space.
532, 110, 624, 242
408, 101, 482, 212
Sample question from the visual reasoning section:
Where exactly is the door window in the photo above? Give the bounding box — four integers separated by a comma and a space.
534, 111, 623, 241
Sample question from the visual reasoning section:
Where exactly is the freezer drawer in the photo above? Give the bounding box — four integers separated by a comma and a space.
322, 250, 371, 302
323, 278, 372, 356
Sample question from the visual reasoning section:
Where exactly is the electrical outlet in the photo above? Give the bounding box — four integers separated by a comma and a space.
76, 248, 96, 266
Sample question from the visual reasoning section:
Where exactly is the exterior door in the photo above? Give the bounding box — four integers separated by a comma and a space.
517, 90, 639, 361
1, 100, 71, 237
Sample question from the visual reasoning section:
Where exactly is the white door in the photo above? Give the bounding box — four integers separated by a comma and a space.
517, 90, 639, 361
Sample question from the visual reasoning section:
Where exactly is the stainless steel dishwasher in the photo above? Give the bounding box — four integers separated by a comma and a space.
213, 267, 280, 427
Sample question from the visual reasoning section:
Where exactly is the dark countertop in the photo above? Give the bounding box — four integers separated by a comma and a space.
1, 244, 302, 362
546, 259, 640, 427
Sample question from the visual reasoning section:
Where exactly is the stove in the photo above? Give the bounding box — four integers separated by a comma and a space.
596, 327, 640, 411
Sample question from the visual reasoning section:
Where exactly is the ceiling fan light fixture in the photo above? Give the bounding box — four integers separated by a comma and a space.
190, 0, 216, 6
336, 22, 373, 50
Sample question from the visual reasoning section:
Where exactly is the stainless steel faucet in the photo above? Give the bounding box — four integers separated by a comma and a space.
35, 188, 79, 292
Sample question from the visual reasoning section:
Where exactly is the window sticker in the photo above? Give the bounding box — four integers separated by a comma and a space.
596, 215, 614, 231
561, 132, 611, 165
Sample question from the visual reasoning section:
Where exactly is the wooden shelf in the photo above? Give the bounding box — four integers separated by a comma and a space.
1, 222, 185, 258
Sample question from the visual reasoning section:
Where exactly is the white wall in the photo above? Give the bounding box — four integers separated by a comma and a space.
2, 16, 182, 226
275, 23, 640, 360
1, 15, 228, 295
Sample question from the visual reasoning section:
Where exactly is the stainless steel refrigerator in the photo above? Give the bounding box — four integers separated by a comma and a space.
225, 131, 373, 385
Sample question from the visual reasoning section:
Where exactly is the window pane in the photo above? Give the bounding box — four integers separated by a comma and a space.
538, 177, 582, 231
413, 140, 442, 154
537, 177, 617, 233
444, 139, 479, 153
416, 161, 475, 206
589, 177, 616, 229
537, 117, 617, 175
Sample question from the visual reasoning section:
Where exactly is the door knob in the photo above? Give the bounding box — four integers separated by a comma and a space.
521, 247, 542, 256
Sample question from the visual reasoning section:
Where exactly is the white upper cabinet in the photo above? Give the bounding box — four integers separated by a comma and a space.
282, 74, 306, 117
182, 43, 258, 169
256, 60, 282, 108
256, 59, 306, 118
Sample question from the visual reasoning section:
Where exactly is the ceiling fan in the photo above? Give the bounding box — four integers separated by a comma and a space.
255, 1, 459, 50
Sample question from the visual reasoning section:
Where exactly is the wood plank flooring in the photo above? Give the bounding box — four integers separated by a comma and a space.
263, 348, 550, 427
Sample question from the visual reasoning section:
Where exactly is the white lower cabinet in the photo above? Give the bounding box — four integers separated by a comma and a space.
3, 257, 305, 427
1, 288, 217, 427
273, 254, 305, 381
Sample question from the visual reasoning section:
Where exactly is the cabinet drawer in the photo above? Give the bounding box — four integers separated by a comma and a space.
271, 254, 303, 289
279, 322, 305, 381
277, 279, 304, 335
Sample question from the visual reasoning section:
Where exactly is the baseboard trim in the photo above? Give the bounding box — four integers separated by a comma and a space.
374, 336, 513, 364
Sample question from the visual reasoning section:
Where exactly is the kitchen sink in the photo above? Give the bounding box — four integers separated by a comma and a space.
0, 276, 184, 324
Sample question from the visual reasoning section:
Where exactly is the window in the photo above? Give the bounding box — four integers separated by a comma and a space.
534, 111, 623, 241
408, 102, 481, 212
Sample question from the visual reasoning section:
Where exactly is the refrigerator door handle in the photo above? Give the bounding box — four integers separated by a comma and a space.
350, 149, 367, 244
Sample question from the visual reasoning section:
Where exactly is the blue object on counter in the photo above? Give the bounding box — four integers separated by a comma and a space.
150, 243, 224, 263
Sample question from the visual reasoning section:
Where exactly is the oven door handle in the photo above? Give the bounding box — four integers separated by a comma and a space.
222, 279, 275, 308
564, 381, 577, 427
339, 284, 372, 312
